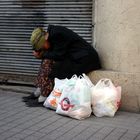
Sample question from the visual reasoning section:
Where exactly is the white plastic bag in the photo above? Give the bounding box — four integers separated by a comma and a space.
91, 79, 121, 117
43, 78, 68, 110
56, 75, 92, 120
82, 73, 94, 88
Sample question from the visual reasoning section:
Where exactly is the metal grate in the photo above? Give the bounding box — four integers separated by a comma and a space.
0, 0, 93, 77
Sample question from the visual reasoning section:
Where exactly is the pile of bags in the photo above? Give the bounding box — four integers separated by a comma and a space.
44, 74, 121, 120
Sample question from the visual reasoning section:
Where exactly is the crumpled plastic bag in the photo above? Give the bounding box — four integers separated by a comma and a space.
56, 74, 92, 120
44, 78, 68, 110
91, 79, 121, 117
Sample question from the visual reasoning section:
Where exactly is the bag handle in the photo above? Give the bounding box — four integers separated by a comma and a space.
95, 78, 115, 88
71, 74, 78, 79
82, 73, 94, 88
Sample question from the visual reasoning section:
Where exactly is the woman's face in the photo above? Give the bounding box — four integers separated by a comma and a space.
42, 33, 50, 50
43, 40, 50, 50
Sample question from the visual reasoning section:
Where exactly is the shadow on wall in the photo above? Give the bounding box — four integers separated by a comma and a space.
20, 0, 46, 28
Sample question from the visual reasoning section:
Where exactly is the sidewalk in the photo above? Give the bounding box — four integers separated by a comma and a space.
0, 89, 140, 140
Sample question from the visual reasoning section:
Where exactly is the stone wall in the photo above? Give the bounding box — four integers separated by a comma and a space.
92, 0, 140, 112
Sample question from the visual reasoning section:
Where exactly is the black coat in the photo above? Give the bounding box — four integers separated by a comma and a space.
42, 25, 101, 79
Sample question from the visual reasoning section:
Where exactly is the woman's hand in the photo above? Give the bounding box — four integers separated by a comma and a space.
33, 51, 43, 59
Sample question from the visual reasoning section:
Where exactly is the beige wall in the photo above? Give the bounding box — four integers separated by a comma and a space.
90, 0, 140, 112
94, 0, 140, 73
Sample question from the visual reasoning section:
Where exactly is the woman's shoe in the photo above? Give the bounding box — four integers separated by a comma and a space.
38, 95, 47, 103
34, 87, 41, 97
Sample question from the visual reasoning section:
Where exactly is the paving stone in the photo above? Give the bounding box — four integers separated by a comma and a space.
52, 122, 89, 140
120, 130, 140, 140
39, 117, 71, 134
88, 126, 115, 140
72, 126, 101, 140
0, 89, 140, 140
135, 133, 140, 140
104, 128, 128, 140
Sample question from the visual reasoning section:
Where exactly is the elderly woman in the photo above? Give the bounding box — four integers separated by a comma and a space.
28, 24, 101, 103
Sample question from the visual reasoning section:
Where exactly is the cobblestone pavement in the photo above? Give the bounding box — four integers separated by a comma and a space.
0, 89, 140, 140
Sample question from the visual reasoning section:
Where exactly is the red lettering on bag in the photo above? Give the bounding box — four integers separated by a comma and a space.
60, 97, 74, 111
117, 101, 121, 108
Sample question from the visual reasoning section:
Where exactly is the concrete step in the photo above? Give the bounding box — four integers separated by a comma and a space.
88, 70, 140, 113
0, 70, 140, 113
